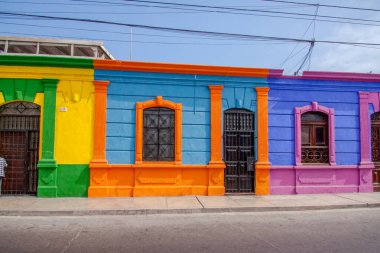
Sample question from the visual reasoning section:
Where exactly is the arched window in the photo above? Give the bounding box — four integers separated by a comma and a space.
143, 107, 175, 161
295, 102, 335, 166
135, 96, 182, 164
301, 112, 329, 163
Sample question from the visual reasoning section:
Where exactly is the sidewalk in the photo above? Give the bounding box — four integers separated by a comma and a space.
1, 192, 380, 216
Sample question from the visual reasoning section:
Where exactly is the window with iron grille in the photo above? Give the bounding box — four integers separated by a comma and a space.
301, 112, 329, 163
143, 107, 175, 161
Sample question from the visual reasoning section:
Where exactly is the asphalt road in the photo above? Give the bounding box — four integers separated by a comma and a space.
0, 208, 379, 253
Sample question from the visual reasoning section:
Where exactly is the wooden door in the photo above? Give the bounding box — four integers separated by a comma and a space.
224, 109, 255, 193
0, 102, 40, 195
371, 112, 380, 192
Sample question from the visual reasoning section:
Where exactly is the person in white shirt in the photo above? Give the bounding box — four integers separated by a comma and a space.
0, 156, 8, 195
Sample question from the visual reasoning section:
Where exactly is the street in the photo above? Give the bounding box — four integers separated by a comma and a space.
0, 208, 379, 253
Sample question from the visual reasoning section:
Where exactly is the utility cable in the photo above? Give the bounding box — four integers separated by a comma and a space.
2, 11, 380, 47
116, 0, 380, 25
278, 5, 318, 68
259, 0, 380, 12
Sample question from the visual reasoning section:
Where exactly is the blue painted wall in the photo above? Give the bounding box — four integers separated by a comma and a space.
268, 78, 380, 166
95, 70, 267, 165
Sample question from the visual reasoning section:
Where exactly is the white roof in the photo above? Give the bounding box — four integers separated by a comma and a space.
0, 35, 114, 59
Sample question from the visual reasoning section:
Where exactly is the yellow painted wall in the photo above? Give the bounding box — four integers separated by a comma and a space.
0, 66, 94, 164
55, 80, 94, 164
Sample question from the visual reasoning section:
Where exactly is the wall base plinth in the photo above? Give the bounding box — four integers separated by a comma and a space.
208, 186, 225, 196
270, 165, 374, 195
37, 159, 58, 197
88, 163, 225, 197
37, 186, 58, 198
255, 162, 271, 195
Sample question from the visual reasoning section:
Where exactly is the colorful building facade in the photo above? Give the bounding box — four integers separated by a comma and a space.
0, 55, 94, 197
89, 60, 271, 197
268, 70, 380, 194
1, 54, 380, 197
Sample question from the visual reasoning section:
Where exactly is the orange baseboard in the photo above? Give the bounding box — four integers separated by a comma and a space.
88, 162, 225, 197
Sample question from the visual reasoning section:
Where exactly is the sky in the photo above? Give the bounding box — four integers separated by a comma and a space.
1, 0, 380, 75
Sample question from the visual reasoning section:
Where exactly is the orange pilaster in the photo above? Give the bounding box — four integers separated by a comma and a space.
255, 87, 271, 195
208, 85, 225, 195
88, 80, 110, 197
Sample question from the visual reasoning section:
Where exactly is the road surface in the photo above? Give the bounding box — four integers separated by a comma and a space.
0, 208, 379, 253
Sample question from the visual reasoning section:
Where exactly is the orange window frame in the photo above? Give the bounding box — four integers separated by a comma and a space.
135, 96, 182, 165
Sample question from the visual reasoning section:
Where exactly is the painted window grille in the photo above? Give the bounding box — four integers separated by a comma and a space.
143, 107, 175, 161
301, 112, 329, 163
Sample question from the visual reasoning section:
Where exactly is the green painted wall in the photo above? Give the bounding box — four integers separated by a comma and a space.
57, 164, 89, 197
0, 78, 44, 102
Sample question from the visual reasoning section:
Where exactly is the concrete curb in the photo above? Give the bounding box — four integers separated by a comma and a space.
1, 203, 380, 216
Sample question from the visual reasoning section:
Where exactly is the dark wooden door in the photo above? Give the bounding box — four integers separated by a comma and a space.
224, 109, 255, 193
0, 131, 27, 194
0, 102, 40, 195
371, 112, 380, 192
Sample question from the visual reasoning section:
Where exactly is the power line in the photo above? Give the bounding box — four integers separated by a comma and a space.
3, 1, 380, 28
295, 40, 314, 75
259, 0, 380, 12
2, 11, 380, 47
0, 21, 302, 44
69, 0, 380, 28
1, 0, 308, 11
0, 31, 295, 46
0, 11, 314, 43
117, 0, 380, 25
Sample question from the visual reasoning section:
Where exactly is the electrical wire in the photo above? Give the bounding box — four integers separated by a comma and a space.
3, 5, 380, 28
2, 11, 380, 47
115, 0, 380, 25
1, 31, 295, 46
258, 0, 380, 12
4, 0, 380, 28
278, 5, 318, 68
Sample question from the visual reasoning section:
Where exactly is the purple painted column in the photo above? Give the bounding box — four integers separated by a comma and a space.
359, 92, 372, 166
294, 107, 302, 166
328, 108, 336, 165
358, 92, 375, 192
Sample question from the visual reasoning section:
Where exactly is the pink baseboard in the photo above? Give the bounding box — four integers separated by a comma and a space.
270, 165, 374, 195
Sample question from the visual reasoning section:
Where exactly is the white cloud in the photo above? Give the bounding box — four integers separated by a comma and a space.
311, 25, 380, 73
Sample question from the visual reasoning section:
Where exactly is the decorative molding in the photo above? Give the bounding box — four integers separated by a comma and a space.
94, 59, 269, 77
294, 102, 336, 166
0, 55, 93, 69
270, 165, 358, 170
269, 69, 380, 82
135, 96, 182, 164
359, 91, 380, 166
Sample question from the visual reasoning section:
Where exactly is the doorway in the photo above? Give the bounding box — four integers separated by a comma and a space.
0, 101, 40, 195
223, 109, 255, 193
371, 112, 380, 192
